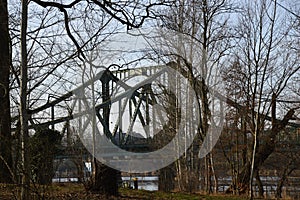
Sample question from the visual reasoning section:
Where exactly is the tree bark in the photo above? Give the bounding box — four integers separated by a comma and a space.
90, 159, 119, 196
275, 160, 295, 199
20, 0, 30, 199
88, 71, 119, 196
0, 0, 13, 183
254, 170, 264, 198
158, 164, 176, 192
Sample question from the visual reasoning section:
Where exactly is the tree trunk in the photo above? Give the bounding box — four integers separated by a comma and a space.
249, 129, 258, 199
0, 0, 13, 184
205, 154, 212, 194
88, 71, 119, 196
210, 153, 218, 194
20, 0, 30, 198
158, 163, 176, 192
89, 159, 119, 196
255, 170, 264, 198
275, 161, 295, 199
226, 94, 296, 195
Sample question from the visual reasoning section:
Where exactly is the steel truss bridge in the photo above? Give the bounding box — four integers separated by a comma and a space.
18, 64, 300, 171
23, 64, 201, 171
27, 65, 177, 146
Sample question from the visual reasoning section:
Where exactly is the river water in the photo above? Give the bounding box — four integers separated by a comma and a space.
122, 176, 300, 199
53, 173, 300, 199
122, 176, 158, 191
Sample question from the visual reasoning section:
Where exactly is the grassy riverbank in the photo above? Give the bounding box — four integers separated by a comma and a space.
0, 183, 249, 200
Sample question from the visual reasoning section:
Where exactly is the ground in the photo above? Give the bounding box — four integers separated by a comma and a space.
0, 183, 250, 200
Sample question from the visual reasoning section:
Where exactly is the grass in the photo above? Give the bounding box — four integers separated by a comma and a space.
120, 188, 248, 200
0, 183, 249, 200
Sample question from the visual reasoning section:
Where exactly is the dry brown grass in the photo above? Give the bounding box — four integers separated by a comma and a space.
0, 183, 256, 200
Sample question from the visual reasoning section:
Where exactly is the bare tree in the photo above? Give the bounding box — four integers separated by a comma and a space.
7, 0, 173, 198
152, 0, 233, 193
222, 0, 300, 198
0, 0, 13, 184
